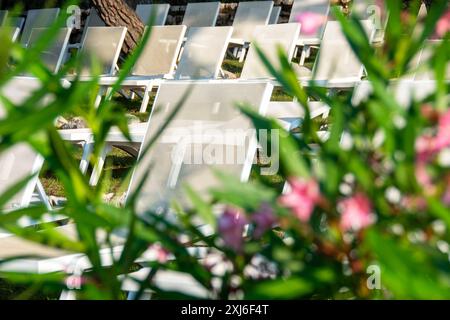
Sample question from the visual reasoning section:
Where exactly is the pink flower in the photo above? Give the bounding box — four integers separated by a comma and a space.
415, 135, 436, 163
401, 195, 428, 211
252, 203, 277, 238
339, 193, 375, 232
218, 208, 248, 252
416, 110, 450, 158
149, 243, 170, 263
415, 162, 434, 189
434, 110, 450, 150
65, 275, 86, 289
435, 10, 450, 38
295, 12, 327, 36
279, 178, 320, 222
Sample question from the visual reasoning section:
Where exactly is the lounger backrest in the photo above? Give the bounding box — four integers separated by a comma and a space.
21, 8, 60, 46
231, 1, 273, 40
174, 26, 232, 80
79, 26, 127, 76
0, 10, 8, 26
128, 82, 273, 213
288, 0, 330, 42
136, 3, 170, 26
240, 23, 301, 79
312, 20, 374, 82
132, 25, 186, 77
27, 27, 72, 73
269, 6, 281, 24
182, 2, 220, 28
0, 78, 45, 211
79, 8, 105, 44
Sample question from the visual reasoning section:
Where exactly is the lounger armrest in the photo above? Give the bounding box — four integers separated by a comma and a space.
299, 77, 362, 89
229, 38, 246, 46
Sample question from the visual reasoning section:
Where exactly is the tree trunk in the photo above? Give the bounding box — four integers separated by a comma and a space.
91, 0, 144, 55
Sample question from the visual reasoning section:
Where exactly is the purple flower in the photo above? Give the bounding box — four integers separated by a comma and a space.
252, 203, 277, 238
218, 208, 248, 252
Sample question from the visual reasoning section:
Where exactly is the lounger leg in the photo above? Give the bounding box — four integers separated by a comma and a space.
299, 46, 307, 66
233, 47, 239, 58
89, 144, 112, 186
139, 84, 152, 113
239, 47, 247, 63
80, 141, 94, 174
94, 87, 105, 108
36, 180, 52, 211
95, 87, 113, 108
177, 45, 185, 63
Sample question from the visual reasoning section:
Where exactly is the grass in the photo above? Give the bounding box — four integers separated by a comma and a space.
222, 58, 244, 77
40, 147, 136, 199
0, 279, 60, 300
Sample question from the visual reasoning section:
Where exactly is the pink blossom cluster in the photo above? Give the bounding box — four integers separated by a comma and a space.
295, 12, 327, 36
415, 109, 450, 199
435, 10, 450, 38
279, 178, 374, 232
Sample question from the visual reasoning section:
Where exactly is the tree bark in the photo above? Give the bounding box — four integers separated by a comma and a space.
91, 0, 144, 55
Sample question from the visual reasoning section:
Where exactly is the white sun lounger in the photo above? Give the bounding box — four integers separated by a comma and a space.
289, 0, 330, 47
0, 77, 53, 224
294, 20, 375, 88
27, 27, 72, 74
288, 0, 330, 65
136, 3, 170, 26
182, 2, 220, 29
229, 1, 274, 62
175, 26, 232, 80
231, 1, 273, 43
76, 26, 127, 77
20, 8, 60, 47
240, 23, 301, 80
